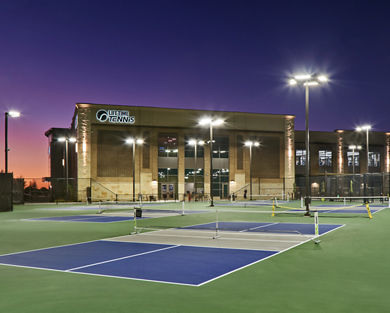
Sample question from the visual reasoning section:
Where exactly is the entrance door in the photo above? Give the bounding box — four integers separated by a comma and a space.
222, 183, 229, 199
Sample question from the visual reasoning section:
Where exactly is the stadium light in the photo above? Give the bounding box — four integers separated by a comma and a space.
198, 117, 225, 206
348, 145, 362, 174
4, 111, 21, 173
288, 73, 328, 216
356, 125, 372, 202
188, 139, 205, 197
8, 111, 21, 118
244, 141, 260, 200
126, 137, 144, 202
57, 135, 77, 199
355, 125, 371, 173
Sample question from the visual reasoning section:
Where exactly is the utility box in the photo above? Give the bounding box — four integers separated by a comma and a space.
0, 173, 13, 212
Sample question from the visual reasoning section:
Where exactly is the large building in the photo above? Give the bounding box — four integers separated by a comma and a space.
45, 103, 390, 202
68, 103, 295, 201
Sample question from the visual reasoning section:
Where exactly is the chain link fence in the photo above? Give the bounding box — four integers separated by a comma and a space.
12, 173, 390, 203
295, 173, 390, 198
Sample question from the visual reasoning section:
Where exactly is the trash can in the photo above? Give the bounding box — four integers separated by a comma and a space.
135, 207, 142, 218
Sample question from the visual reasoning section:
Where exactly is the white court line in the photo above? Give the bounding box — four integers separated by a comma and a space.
0, 223, 346, 287
0, 262, 196, 287
197, 223, 346, 286
136, 233, 302, 243
66, 245, 180, 271
0, 240, 103, 257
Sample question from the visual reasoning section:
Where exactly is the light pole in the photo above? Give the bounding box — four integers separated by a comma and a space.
356, 125, 371, 202
58, 136, 77, 199
244, 140, 260, 200
199, 117, 224, 207
356, 125, 371, 173
126, 138, 144, 202
4, 111, 21, 173
289, 73, 328, 216
348, 145, 362, 174
188, 139, 205, 198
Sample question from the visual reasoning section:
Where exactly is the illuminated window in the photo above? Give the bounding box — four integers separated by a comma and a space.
319, 150, 332, 167
347, 151, 359, 167
296, 150, 306, 166
158, 134, 178, 157
212, 137, 229, 159
369, 152, 380, 167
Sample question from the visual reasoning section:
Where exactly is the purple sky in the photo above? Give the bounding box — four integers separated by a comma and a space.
0, 0, 389, 177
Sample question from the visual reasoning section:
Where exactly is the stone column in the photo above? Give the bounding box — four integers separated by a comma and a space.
203, 142, 211, 196
336, 130, 344, 174
178, 133, 185, 199
284, 117, 295, 196
77, 105, 92, 201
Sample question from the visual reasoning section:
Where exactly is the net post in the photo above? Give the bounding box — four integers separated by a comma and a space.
98, 200, 102, 214
272, 199, 275, 217
388, 196, 390, 209
230, 193, 233, 203
313, 210, 320, 244
343, 197, 346, 206
132, 206, 138, 234
213, 207, 219, 239
301, 197, 303, 209
365, 203, 373, 219
181, 200, 185, 216
275, 197, 279, 207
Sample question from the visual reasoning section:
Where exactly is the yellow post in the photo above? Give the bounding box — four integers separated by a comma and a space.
365, 203, 373, 219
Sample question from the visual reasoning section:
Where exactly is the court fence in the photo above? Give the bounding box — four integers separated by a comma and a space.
9, 173, 390, 203
295, 173, 390, 198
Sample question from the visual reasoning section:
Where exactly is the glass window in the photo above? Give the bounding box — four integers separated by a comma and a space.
158, 168, 178, 181
158, 134, 178, 157
319, 150, 332, 167
296, 150, 306, 166
212, 168, 229, 197
369, 152, 380, 167
185, 168, 204, 180
347, 151, 359, 167
212, 137, 229, 159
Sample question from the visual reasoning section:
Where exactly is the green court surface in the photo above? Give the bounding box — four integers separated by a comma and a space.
0, 201, 389, 313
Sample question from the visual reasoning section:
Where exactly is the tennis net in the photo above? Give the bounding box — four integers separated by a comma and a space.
273, 195, 389, 218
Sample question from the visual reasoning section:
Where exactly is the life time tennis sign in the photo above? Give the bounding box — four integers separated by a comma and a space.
96, 109, 135, 124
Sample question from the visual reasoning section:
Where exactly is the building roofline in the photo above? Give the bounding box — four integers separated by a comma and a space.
75, 102, 295, 119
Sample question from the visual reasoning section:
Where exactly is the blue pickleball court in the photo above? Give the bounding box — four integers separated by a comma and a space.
0, 240, 277, 286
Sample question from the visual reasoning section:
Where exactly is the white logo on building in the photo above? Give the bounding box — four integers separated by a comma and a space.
96, 109, 135, 124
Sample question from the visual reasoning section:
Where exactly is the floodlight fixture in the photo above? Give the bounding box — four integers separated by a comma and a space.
8, 111, 21, 118
356, 125, 371, 132
317, 75, 328, 82
188, 139, 197, 146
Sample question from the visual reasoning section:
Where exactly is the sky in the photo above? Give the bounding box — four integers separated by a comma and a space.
0, 0, 389, 178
